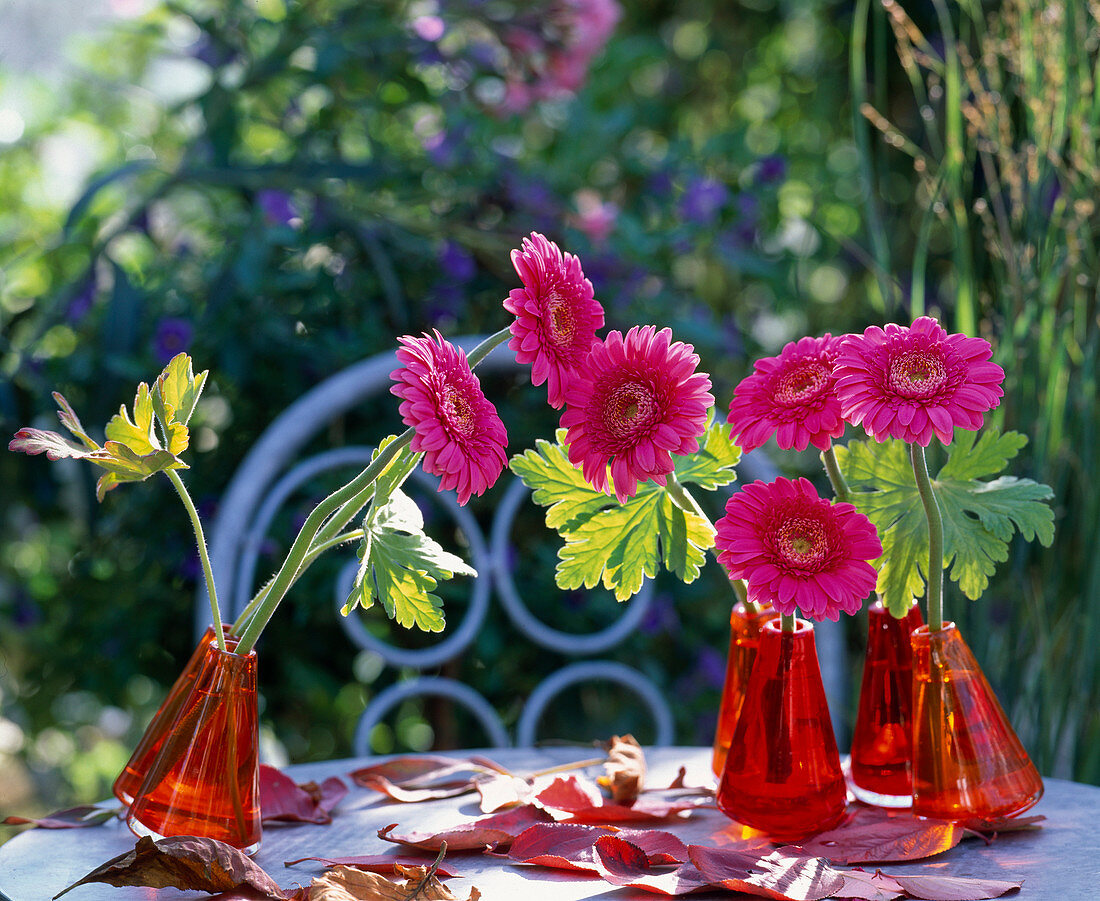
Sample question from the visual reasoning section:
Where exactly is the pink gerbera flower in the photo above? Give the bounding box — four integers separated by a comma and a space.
715, 477, 882, 622
390, 331, 508, 505
727, 333, 845, 452
504, 232, 604, 409
559, 325, 714, 503
834, 317, 1005, 446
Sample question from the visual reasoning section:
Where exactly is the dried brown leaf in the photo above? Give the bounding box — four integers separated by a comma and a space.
309, 865, 480, 901
597, 734, 646, 803
54, 836, 287, 900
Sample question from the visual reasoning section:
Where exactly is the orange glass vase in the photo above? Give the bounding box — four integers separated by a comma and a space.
711, 601, 779, 776
911, 622, 1043, 822
126, 642, 262, 853
849, 600, 923, 806
113, 625, 232, 805
716, 620, 846, 841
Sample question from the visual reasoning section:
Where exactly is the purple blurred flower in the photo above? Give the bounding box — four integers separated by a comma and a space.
65, 279, 97, 324
640, 593, 681, 636
679, 177, 730, 225
12, 593, 42, 629
412, 15, 445, 42
736, 193, 761, 222
153, 318, 193, 363
439, 241, 477, 282
257, 189, 299, 226
756, 155, 787, 185
426, 282, 467, 327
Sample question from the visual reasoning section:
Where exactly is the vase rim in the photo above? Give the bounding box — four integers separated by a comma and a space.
762, 618, 813, 636
912, 621, 958, 638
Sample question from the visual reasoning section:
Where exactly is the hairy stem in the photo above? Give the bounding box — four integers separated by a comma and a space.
166, 469, 226, 652
821, 443, 852, 504
910, 442, 945, 630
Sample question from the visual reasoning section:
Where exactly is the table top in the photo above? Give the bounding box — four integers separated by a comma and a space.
1, 747, 1098, 901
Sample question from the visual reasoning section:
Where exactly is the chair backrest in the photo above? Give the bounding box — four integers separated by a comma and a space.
202, 336, 847, 753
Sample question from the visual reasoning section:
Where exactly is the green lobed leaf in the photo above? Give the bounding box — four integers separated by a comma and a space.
343, 488, 475, 632
371, 436, 424, 507
153, 353, 209, 428
672, 418, 741, 490
104, 382, 160, 456
836, 427, 1055, 615
509, 429, 609, 531
53, 392, 99, 450
511, 428, 720, 601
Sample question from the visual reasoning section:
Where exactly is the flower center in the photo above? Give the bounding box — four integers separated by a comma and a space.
773, 360, 830, 405
775, 516, 828, 570
888, 348, 947, 397
545, 290, 576, 346
444, 386, 476, 437
602, 381, 657, 439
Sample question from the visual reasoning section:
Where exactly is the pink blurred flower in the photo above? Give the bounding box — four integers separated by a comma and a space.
834, 317, 1005, 446
547, 0, 622, 90
727, 333, 845, 453
571, 189, 618, 244
390, 331, 508, 505
560, 325, 714, 502
715, 477, 882, 622
504, 232, 604, 409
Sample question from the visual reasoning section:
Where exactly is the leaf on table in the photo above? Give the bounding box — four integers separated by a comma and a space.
309, 864, 479, 901
795, 805, 966, 864
283, 855, 456, 877
534, 774, 710, 823
351, 755, 506, 803
598, 734, 646, 803
591, 835, 712, 896
508, 823, 689, 874
888, 872, 1024, 901
378, 805, 551, 852
259, 764, 347, 824
836, 429, 1055, 616
833, 868, 905, 900
960, 814, 1045, 837
2, 805, 120, 829
475, 772, 534, 812
689, 844, 845, 900
53, 835, 288, 900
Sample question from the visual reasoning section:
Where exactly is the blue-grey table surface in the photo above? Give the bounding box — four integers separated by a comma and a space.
1, 746, 1097, 900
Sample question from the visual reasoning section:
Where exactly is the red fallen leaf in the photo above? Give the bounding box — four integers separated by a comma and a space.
260, 764, 348, 825
508, 823, 690, 874
283, 855, 455, 877
475, 771, 533, 813
961, 814, 1045, 835
666, 766, 687, 789
3, 805, 120, 829
889, 873, 1024, 901
357, 774, 478, 804
533, 774, 709, 824
591, 835, 712, 896
351, 755, 509, 803
796, 804, 966, 864
832, 868, 905, 900
54, 835, 288, 900
377, 805, 551, 852
689, 844, 845, 900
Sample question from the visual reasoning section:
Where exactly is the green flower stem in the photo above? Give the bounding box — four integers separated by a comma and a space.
821, 444, 852, 504
910, 442, 945, 631
166, 468, 227, 653
665, 473, 753, 611
234, 429, 414, 655
780, 612, 796, 632
234, 327, 515, 655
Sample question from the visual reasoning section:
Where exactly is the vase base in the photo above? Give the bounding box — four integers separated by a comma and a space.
849, 783, 912, 808
126, 811, 261, 856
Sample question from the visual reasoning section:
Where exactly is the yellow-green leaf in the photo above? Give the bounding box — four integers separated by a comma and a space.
509, 429, 609, 531
153, 353, 208, 427
672, 417, 741, 490
104, 382, 159, 455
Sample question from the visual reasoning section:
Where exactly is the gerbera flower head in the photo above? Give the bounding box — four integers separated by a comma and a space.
727, 333, 845, 452
559, 325, 714, 503
503, 232, 604, 409
390, 331, 508, 505
834, 317, 1005, 446
715, 477, 882, 622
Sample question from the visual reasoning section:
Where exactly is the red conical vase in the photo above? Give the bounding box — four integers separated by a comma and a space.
911, 622, 1043, 823
712, 601, 780, 776
126, 642, 261, 853
849, 600, 924, 806
113, 625, 232, 805
716, 620, 846, 841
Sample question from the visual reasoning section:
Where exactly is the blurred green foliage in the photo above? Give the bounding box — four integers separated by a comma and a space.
1, 0, 1095, 837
